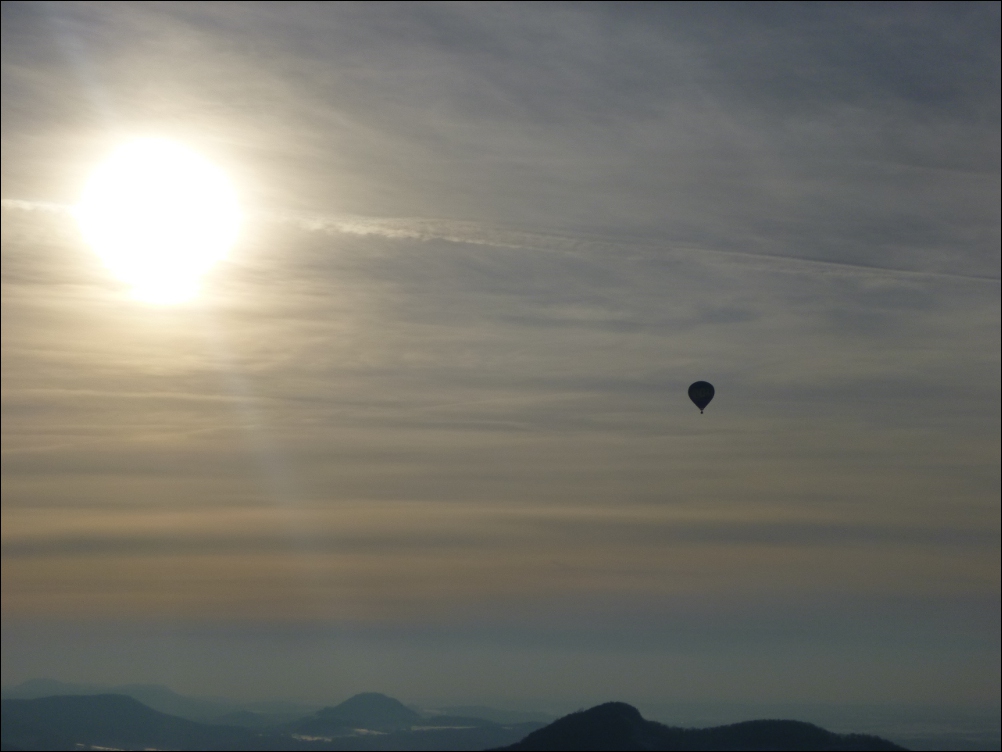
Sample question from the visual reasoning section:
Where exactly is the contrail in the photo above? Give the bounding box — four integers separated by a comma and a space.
5, 199, 998, 285
272, 209, 1002, 285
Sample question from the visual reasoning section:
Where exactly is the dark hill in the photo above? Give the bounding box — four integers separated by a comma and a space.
288, 691, 423, 734
0, 694, 255, 751
499, 703, 662, 750
495, 702, 906, 751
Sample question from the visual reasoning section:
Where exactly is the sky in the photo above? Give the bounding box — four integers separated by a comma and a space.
1, 1, 999, 713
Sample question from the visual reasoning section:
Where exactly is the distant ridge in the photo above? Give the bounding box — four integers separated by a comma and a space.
1, 678, 315, 727
1, 691, 544, 751
0, 691, 910, 751
0, 694, 254, 751
494, 701, 907, 751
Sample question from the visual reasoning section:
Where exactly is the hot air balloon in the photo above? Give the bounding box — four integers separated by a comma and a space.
688, 381, 714, 413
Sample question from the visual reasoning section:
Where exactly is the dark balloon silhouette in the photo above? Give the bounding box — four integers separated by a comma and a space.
688, 381, 715, 413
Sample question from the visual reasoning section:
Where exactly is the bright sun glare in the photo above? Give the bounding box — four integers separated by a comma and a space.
76, 138, 241, 304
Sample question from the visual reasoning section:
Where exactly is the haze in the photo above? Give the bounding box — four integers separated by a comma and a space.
2, 0, 999, 719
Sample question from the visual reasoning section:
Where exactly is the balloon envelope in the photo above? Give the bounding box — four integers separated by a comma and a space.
688, 381, 715, 413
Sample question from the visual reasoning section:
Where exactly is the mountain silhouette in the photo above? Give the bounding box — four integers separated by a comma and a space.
1, 678, 314, 727
285, 693, 544, 748
0, 691, 908, 751
1, 690, 543, 751
288, 691, 424, 734
495, 702, 906, 751
0, 692, 543, 751
0, 694, 255, 751
1, 678, 236, 718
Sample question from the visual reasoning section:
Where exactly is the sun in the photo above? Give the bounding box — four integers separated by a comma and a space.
76, 138, 241, 304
